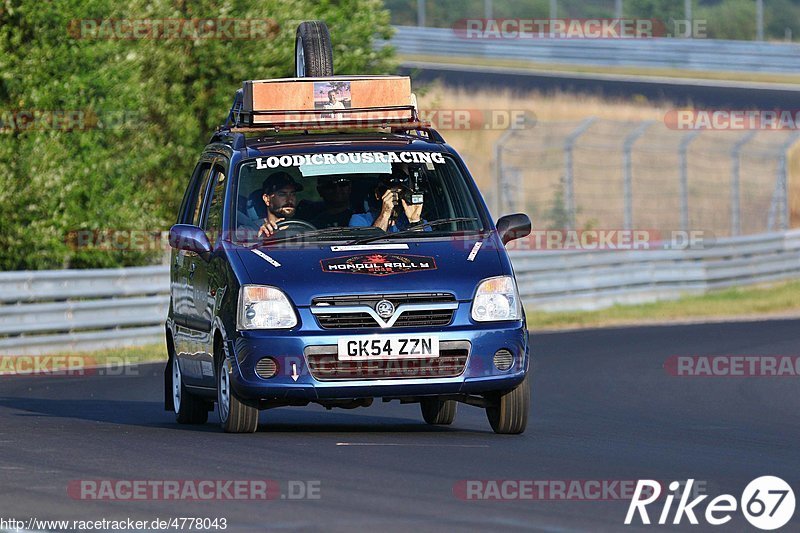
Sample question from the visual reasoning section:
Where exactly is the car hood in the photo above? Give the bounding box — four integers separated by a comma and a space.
230, 235, 507, 305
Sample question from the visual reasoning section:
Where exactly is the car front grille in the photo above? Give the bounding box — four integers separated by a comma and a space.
311, 292, 456, 329
304, 341, 470, 381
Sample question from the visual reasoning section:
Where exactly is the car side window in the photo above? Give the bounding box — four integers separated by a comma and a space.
178, 161, 212, 225
203, 164, 228, 243
190, 165, 215, 227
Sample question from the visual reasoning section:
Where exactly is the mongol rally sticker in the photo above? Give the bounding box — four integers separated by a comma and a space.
320, 254, 437, 276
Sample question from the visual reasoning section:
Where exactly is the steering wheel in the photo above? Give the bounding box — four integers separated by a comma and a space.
276, 219, 317, 232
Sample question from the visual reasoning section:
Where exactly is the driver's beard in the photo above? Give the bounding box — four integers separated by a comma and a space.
272, 206, 295, 218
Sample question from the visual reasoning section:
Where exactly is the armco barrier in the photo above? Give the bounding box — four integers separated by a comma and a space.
387, 26, 800, 75
0, 266, 169, 356
512, 229, 800, 311
1, 230, 799, 354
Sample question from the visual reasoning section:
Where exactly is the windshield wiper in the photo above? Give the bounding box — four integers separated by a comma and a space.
347, 217, 479, 245
258, 226, 379, 246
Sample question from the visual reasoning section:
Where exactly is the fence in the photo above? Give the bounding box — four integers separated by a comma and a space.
387, 26, 800, 74
2, 229, 800, 353
495, 118, 800, 237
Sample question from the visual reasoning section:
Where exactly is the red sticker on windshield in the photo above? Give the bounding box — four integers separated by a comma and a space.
320, 254, 437, 276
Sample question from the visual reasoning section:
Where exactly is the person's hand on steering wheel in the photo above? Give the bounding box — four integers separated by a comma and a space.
259, 219, 317, 240
258, 217, 284, 238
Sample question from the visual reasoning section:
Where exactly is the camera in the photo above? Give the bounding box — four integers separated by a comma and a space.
378, 167, 424, 206
403, 168, 425, 205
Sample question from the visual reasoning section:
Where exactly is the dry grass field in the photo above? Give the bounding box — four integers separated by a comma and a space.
416, 85, 800, 230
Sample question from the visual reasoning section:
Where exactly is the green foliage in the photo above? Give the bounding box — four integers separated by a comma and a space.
621, 0, 685, 20
764, 0, 800, 41
0, 0, 394, 270
545, 181, 571, 229
696, 0, 757, 40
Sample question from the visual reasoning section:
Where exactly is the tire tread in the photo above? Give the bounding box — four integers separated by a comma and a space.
295, 21, 334, 77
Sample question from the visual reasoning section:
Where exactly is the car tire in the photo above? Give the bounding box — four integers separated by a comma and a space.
217, 356, 259, 433
420, 397, 457, 425
172, 356, 209, 425
295, 21, 334, 77
485, 373, 530, 435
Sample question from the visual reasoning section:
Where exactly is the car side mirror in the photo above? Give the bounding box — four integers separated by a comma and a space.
496, 213, 532, 245
169, 224, 212, 258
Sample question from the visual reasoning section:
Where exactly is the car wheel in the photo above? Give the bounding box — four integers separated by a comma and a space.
485, 373, 530, 435
172, 356, 209, 424
420, 397, 457, 425
295, 21, 334, 77
217, 357, 259, 433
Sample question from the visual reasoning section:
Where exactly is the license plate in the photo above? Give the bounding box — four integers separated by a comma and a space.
337, 335, 439, 361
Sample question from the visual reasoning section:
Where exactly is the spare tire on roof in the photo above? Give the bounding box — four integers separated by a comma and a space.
295, 21, 334, 77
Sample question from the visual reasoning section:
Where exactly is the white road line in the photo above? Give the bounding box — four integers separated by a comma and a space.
336, 443, 489, 448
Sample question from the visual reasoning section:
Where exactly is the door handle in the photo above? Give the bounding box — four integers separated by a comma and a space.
189, 263, 196, 279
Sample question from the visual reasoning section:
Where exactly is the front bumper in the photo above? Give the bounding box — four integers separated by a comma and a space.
228, 307, 529, 401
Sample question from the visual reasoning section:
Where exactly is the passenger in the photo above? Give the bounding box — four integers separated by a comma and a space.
308, 177, 353, 228
349, 172, 424, 233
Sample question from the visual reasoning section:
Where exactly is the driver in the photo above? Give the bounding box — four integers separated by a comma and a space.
308, 176, 353, 228
258, 172, 304, 238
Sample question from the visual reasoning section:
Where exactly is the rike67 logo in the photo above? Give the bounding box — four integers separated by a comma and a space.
626, 477, 795, 530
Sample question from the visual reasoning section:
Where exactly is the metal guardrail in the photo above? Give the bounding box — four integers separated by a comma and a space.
1, 230, 799, 354
388, 26, 800, 74
0, 266, 169, 356
513, 229, 800, 311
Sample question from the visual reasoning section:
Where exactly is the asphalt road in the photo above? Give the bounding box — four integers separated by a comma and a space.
1, 319, 798, 532
400, 62, 800, 109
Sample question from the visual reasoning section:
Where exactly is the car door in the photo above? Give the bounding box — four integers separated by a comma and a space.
187, 159, 229, 385
172, 158, 214, 376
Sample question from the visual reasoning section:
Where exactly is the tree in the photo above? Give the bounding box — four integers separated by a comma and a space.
0, 0, 395, 270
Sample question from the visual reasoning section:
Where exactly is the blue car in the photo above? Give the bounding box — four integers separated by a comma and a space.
165, 71, 532, 434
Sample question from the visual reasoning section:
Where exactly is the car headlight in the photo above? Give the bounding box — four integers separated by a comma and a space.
471, 276, 522, 322
237, 285, 298, 330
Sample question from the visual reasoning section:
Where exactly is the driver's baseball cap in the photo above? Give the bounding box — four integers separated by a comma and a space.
263, 172, 304, 195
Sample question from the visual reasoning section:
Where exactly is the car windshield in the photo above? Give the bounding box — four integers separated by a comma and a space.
233, 150, 486, 245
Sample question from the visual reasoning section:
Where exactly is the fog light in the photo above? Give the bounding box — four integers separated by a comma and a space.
255, 357, 278, 379
493, 349, 514, 371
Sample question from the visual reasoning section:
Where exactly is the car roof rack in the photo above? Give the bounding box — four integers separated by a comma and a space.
210, 76, 446, 146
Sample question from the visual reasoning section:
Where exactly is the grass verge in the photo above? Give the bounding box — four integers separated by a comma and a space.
81, 343, 168, 366
527, 280, 800, 331
0, 342, 166, 376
